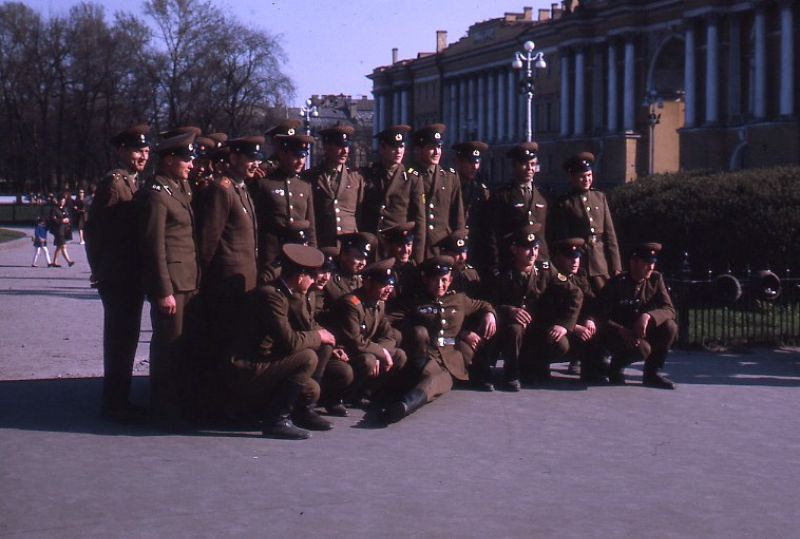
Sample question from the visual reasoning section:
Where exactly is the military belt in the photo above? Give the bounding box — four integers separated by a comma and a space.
436, 337, 456, 347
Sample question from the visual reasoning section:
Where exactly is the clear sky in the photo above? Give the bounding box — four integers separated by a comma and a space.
24, 0, 553, 106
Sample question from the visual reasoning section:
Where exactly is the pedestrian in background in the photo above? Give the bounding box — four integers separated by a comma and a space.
73, 189, 88, 245
31, 217, 52, 267
49, 193, 75, 267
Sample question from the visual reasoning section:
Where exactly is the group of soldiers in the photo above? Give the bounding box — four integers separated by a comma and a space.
85, 119, 678, 440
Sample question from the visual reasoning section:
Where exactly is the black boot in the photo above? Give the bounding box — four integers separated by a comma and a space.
262, 382, 311, 440
642, 370, 676, 390
324, 400, 349, 417
385, 388, 427, 424
293, 404, 334, 431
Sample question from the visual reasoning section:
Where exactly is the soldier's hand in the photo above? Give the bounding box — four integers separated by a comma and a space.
253, 166, 267, 179
585, 319, 597, 337
511, 307, 532, 326
332, 347, 349, 362
573, 324, 592, 342
482, 312, 497, 339
633, 313, 651, 339
318, 328, 336, 345
381, 348, 394, 371
157, 295, 177, 315
462, 331, 482, 351
547, 325, 567, 343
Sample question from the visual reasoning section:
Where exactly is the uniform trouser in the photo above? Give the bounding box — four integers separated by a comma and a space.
348, 348, 409, 402
149, 290, 198, 419
589, 274, 609, 296
99, 285, 144, 411
313, 344, 354, 405
404, 326, 466, 402
523, 326, 571, 377
227, 349, 319, 417
604, 319, 678, 373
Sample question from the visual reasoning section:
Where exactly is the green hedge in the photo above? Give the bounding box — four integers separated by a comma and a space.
607, 166, 800, 275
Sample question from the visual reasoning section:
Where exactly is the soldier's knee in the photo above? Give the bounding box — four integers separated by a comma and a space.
393, 348, 408, 369
411, 326, 429, 347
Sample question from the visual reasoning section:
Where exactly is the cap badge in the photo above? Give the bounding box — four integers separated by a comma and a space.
394, 133, 403, 141
472, 150, 480, 157
365, 244, 372, 252
434, 132, 441, 140
527, 233, 535, 242
287, 128, 295, 135
456, 239, 465, 247
255, 144, 260, 151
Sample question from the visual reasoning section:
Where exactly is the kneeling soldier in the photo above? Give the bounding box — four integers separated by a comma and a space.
387, 256, 496, 422
598, 242, 678, 389
330, 258, 408, 405
228, 244, 338, 440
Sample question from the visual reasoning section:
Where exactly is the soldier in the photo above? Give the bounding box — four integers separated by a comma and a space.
598, 242, 678, 389
436, 229, 482, 299
551, 152, 621, 294
489, 142, 549, 273
490, 225, 549, 390
139, 132, 200, 425
359, 125, 426, 263
85, 124, 150, 422
330, 258, 408, 405
323, 232, 376, 307
386, 256, 496, 423
380, 222, 419, 322
260, 119, 303, 175
158, 127, 202, 199
228, 244, 337, 439
409, 124, 465, 259
251, 133, 316, 271
303, 124, 364, 247
196, 136, 261, 410
452, 141, 492, 277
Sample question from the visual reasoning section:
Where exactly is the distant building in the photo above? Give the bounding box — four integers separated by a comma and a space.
308, 94, 374, 169
368, 0, 798, 189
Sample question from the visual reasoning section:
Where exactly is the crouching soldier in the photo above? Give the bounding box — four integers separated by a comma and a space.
228, 244, 340, 440
330, 258, 408, 407
598, 242, 678, 389
386, 256, 496, 423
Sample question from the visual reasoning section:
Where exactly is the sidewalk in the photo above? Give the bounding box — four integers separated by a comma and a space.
1, 230, 799, 538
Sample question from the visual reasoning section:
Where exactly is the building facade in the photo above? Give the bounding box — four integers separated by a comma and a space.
368, 0, 798, 189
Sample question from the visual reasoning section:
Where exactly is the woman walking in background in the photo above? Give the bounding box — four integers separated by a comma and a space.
49, 193, 75, 267
31, 217, 52, 267
74, 189, 88, 245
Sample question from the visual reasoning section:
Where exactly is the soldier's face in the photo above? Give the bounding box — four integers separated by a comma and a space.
312, 270, 331, 290
297, 271, 316, 294
450, 250, 468, 269
324, 143, 349, 166
119, 146, 150, 174
365, 279, 394, 302
630, 257, 655, 281
555, 254, 581, 275
512, 158, 536, 183
379, 143, 404, 166
391, 241, 413, 263
424, 272, 451, 298
511, 244, 538, 269
230, 153, 259, 179
572, 170, 593, 191
340, 249, 367, 274
417, 144, 442, 166
164, 155, 193, 181
456, 159, 480, 181
189, 158, 209, 180
278, 148, 306, 175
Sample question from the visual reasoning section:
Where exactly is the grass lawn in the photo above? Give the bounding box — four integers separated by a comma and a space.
0, 228, 26, 243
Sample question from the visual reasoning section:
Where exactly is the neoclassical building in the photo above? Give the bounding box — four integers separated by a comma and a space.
368, 0, 798, 188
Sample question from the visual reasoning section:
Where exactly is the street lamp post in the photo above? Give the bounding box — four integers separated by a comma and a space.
511, 40, 547, 142
642, 90, 663, 176
300, 98, 319, 169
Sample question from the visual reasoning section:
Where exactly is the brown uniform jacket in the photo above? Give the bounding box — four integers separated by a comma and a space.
599, 271, 675, 332
535, 268, 584, 332
303, 163, 363, 247
450, 265, 483, 300
235, 279, 322, 361
85, 167, 142, 287
461, 177, 493, 276
551, 189, 621, 278
250, 168, 316, 267
198, 176, 258, 293
359, 162, 426, 263
331, 289, 400, 358
489, 182, 549, 269
323, 270, 362, 309
398, 290, 495, 380
492, 260, 551, 321
139, 175, 199, 299
413, 164, 465, 259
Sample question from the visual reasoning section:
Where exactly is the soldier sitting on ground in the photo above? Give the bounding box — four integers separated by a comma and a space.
323, 232, 376, 308
385, 256, 496, 423
597, 242, 678, 389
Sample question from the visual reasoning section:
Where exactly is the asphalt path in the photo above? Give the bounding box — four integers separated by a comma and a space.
1, 229, 798, 538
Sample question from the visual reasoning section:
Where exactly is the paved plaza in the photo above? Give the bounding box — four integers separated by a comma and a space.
1, 229, 799, 538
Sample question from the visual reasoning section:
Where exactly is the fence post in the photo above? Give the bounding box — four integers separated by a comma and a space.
677, 251, 692, 345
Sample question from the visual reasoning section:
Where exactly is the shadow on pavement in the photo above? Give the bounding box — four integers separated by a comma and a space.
664, 348, 800, 387
0, 289, 99, 301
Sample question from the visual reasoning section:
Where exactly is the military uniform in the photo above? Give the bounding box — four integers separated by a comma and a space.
303, 164, 363, 247
489, 181, 549, 268
251, 167, 316, 268
139, 152, 200, 420
324, 269, 362, 307
85, 125, 149, 417
415, 163, 465, 259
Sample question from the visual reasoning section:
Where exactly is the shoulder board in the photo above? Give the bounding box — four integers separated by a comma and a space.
348, 295, 361, 306
407, 167, 418, 175
219, 178, 232, 189
448, 167, 456, 174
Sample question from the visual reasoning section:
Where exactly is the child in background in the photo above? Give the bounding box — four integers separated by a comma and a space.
32, 217, 52, 267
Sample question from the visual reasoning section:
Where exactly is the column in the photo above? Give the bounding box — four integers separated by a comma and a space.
574, 47, 586, 136
468, 76, 477, 138
378, 94, 387, 133
754, 6, 767, 119
727, 15, 742, 120
607, 41, 618, 132
488, 71, 496, 142
779, 0, 795, 116
392, 91, 400, 125
449, 82, 458, 136
623, 36, 635, 132
400, 89, 409, 125
507, 70, 517, 142
560, 51, 571, 137
497, 70, 506, 141
684, 22, 696, 127
477, 75, 486, 140
459, 78, 467, 141
705, 17, 719, 124
592, 46, 604, 132
372, 92, 380, 150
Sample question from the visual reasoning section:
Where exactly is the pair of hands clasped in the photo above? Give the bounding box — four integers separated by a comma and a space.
460, 312, 497, 351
